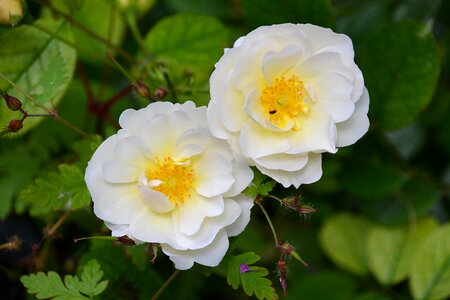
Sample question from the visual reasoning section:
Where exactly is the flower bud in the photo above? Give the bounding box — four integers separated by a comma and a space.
134, 81, 152, 99
154, 88, 167, 99
7, 119, 22, 132
0, 0, 24, 25
277, 260, 287, 297
3, 94, 22, 111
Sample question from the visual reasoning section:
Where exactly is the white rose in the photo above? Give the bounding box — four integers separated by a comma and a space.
207, 23, 370, 188
85, 101, 254, 270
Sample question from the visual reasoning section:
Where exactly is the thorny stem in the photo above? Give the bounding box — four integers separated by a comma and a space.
256, 199, 279, 246
151, 269, 181, 300
44, 209, 72, 238
0, 72, 90, 138
36, 0, 135, 63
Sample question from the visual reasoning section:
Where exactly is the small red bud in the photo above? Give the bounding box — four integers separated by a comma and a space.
7, 119, 23, 132
134, 81, 152, 99
154, 88, 167, 99
277, 260, 288, 297
3, 94, 22, 111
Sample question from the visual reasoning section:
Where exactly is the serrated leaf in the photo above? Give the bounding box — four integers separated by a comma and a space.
144, 13, 230, 69
410, 224, 450, 300
241, 266, 277, 300
259, 181, 276, 196
226, 252, 261, 289
0, 18, 76, 134
21, 259, 107, 299
367, 218, 439, 285
19, 164, 90, 216
21, 271, 87, 299
361, 21, 440, 130
242, 0, 331, 28
77, 259, 109, 297
220, 252, 278, 300
243, 169, 275, 198
319, 214, 372, 276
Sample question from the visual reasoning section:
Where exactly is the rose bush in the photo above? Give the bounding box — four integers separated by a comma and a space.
85, 101, 254, 270
207, 23, 370, 188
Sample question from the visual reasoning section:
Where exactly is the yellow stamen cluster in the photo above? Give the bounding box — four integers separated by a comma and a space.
145, 156, 195, 206
260, 75, 310, 130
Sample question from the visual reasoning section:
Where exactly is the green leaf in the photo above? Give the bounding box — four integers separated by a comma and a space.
21, 259, 107, 299
19, 164, 90, 216
242, 0, 331, 28
288, 270, 358, 300
243, 169, 276, 198
339, 159, 407, 199
319, 214, 372, 276
49, 0, 125, 64
0, 19, 76, 133
367, 218, 439, 285
219, 252, 278, 300
410, 224, 450, 300
77, 259, 109, 297
361, 21, 440, 130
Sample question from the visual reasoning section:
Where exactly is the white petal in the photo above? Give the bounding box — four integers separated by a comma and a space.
172, 143, 203, 161
257, 153, 323, 188
223, 161, 254, 197
85, 135, 117, 174
138, 185, 175, 213
104, 222, 129, 237
240, 120, 290, 159
225, 194, 254, 237
310, 72, 355, 123
87, 168, 145, 224
287, 112, 337, 154
178, 194, 224, 235
101, 160, 140, 183
262, 45, 304, 82
297, 51, 353, 81
336, 87, 370, 147
162, 229, 229, 270
172, 198, 241, 250
113, 136, 152, 165
254, 153, 308, 172
300, 24, 355, 66
194, 152, 234, 197
129, 208, 178, 246
207, 101, 232, 140
118, 109, 145, 132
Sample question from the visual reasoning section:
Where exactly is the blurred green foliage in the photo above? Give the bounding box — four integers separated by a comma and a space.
0, 0, 449, 299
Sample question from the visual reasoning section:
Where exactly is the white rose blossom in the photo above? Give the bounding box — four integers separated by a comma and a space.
207, 23, 370, 188
85, 101, 254, 270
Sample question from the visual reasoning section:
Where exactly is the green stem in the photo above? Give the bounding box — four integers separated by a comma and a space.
73, 236, 117, 243
108, 52, 136, 83
151, 269, 181, 300
256, 201, 279, 246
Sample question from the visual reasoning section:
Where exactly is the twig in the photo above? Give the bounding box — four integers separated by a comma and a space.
44, 209, 72, 238
151, 269, 181, 300
256, 198, 279, 246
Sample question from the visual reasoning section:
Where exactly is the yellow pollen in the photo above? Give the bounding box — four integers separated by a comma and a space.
260, 75, 310, 130
145, 156, 195, 206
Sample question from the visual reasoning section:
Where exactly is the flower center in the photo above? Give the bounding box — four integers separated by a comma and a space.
145, 156, 195, 206
259, 75, 310, 130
